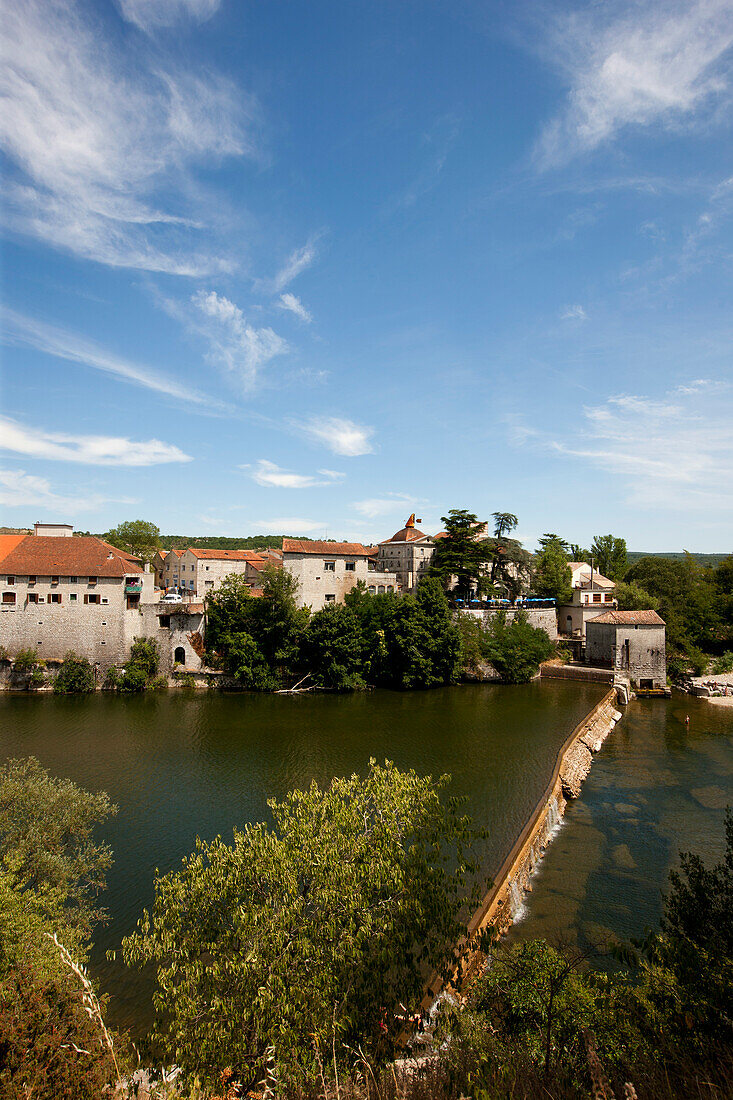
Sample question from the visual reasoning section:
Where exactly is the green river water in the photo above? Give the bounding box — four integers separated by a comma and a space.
2, 683, 732, 1033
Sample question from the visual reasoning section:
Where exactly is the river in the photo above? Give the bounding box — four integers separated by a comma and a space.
3, 683, 732, 1033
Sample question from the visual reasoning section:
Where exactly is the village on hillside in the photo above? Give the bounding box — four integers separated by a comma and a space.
0, 515, 667, 692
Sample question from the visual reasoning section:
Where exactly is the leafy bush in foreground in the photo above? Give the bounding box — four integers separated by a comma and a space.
54, 652, 96, 694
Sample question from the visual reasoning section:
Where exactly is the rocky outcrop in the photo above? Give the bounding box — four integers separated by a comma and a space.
560, 741, 593, 798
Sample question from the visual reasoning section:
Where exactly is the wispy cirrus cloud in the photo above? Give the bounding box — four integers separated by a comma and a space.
560, 304, 587, 321
278, 293, 313, 323
0, 0, 258, 272
118, 0, 220, 33
514, 380, 733, 509
535, 1, 733, 169
269, 237, 320, 293
0, 468, 131, 513
294, 416, 376, 457
245, 459, 343, 489
0, 416, 191, 466
191, 290, 288, 390
352, 493, 417, 519
2, 308, 221, 408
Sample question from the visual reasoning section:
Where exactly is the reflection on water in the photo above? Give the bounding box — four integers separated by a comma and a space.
512, 695, 733, 953
0, 680, 604, 1032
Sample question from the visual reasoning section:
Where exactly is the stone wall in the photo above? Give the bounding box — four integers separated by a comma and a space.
586, 622, 666, 688
283, 553, 399, 609
459, 606, 558, 641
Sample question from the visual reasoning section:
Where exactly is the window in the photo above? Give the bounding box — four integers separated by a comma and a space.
324, 560, 335, 571
28, 575, 36, 584
205, 566, 210, 571
70, 594, 77, 602
205, 580, 214, 587
159, 615, 171, 628
48, 593, 61, 604
28, 592, 39, 604
368, 585, 376, 594
174, 646, 186, 664
101, 620, 107, 626
378, 585, 385, 594
84, 593, 101, 605
6, 576, 14, 585
387, 585, 393, 592
189, 579, 194, 588
2, 592, 16, 605
51, 575, 59, 585
70, 576, 78, 583
88, 576, 97, 585
593, 593, 602, 604
101, 597, 109, 604
325, 594, 336, 603
345, 561, 355, 572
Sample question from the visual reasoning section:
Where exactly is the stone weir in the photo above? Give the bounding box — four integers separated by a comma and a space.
419, 686, 623, 1011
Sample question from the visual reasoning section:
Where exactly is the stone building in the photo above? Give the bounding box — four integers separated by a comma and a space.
175, 548, 270, 597
375, 515, 435, 593
0, 529, 155, 671
282, 540, 400, 609
585, 610, 666, 689
558, 562, 617, 640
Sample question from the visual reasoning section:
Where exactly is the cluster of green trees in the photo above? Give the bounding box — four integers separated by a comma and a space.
4, 754, 731, 1098
207, 567, 557, 691
99, 518, 305, 560
104, 638, 165, 693
429, 509, 531, 600
207, 568, 463, 691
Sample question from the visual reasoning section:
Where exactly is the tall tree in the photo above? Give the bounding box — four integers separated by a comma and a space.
590, 534, 627, 581
122, 762, 484, 1086
105, 519, 160, 563
429, 509, 490, 598
533, 541, 572, 603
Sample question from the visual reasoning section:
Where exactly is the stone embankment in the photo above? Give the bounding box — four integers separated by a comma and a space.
418, 688, 624, 1012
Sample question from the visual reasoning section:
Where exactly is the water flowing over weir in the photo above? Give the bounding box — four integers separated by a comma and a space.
0, 680, 608, 1032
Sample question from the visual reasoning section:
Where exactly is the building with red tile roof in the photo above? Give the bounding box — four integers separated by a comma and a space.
586, 609, 666, 688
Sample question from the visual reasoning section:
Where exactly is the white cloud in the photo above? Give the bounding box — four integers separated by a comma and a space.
271, 239, 319, 292
0, 468, 129, 513
118, 0, 220, 33
192, 290, 288, 389
247, 459, 343, 489
352, 494, 416, 519
0, 416, 191, 466
295, 417, 375, 457
2, 308, 220, 408
521, 381, 733, 509
278, 293, 313, 324
0, 0, 256, 272
536, 1, 733, 168
560, 304, 587, 320
253, 517, 325, 534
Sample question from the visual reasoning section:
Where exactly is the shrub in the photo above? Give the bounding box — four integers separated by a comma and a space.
712, 651, 733, 675
28, 668, 46, 689
151, 674, 169, 691
118, 665, 148, 693
103, 666, 120, 690
129, 637, 159, 680
13, 648, 38, 673
53, 652, 96, 695
484, 611, 554, 683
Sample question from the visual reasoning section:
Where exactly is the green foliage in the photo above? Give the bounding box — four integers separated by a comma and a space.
429, 509, 491, 598
222, 632, 275, 690
105, 518, 161, 562
483, 610, 554, 683
532, 546, 572, 604
13, 648, 38, 673
160, 534, 291, 551
590, 534, 627, 581
0, 757, 116, 940
53, 651, 96, 695
615, 580, 658, 611
378, 580, 461, 689
625, 555, 721, 672
118, 665, 149, 693
123, 761, 484, 1086
302, 605, 365, 690
456, 614, 485, 677
103, 666, 120, 690
117, 637, 159, 692
28, 667, 46, 689
712, 651, 733, 674
151, 674, 169, 690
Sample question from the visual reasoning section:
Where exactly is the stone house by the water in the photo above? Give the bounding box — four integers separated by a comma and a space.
585, 610, 667, 689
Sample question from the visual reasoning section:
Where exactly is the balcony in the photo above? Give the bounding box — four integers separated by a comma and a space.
124, 582, 143, 595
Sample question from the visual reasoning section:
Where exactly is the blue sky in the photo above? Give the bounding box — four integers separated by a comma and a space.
2, 0, 732, 550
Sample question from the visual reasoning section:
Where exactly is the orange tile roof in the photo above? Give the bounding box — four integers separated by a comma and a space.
0, 534, 27, 565
186, 548, 262, 560
379, 526, 429, 545
282, 539, 370, 556
0, 536, 145, 577
589, 610, 665, 626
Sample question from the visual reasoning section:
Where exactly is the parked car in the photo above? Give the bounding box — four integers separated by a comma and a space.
161, 592, 183, 603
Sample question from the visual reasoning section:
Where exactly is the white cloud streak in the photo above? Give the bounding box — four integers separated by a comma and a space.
118, 0, 220, 33
560, 304, 587, 320
192, 290, 288, 389
278, 293, 313, 323
271, 239, 319, 292
536, 1, 733, 168
247, 459, 343, 489
0, 468, 130, 513
352, 494, 416, 519
294, 416, 376, 457
0, 0, 256, 272
0, 416, 192, 466
519, 380, 733, 509
2, 308, 220, 408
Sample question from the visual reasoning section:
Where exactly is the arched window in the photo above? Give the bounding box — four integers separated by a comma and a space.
174, 646, 186, 665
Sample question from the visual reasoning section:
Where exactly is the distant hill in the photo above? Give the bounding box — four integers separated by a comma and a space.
158, 534, 290, 551
627, 551, 730, 568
